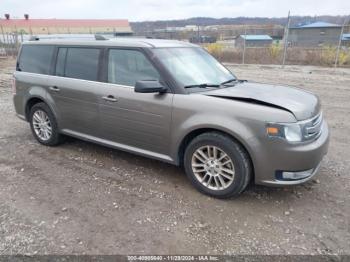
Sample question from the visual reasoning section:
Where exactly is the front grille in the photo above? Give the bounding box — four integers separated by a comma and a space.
302, 113, 323, 141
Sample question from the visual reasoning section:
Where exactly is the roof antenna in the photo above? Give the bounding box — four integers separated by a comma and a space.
95, 34, 108, 40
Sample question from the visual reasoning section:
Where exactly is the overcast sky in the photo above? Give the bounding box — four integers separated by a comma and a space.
2, 0, 350, 21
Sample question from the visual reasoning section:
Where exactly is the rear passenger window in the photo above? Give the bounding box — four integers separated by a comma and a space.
55, 47, 100, 81
108, 49, 160, 86
18, 45, 54, 74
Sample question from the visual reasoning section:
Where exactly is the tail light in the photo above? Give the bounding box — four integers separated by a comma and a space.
11, 77, 16, 94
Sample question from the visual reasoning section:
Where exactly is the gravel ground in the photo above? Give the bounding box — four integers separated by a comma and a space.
0, 58, 349, 255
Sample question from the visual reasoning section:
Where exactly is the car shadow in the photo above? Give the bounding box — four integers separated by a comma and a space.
61, 136, 318, 202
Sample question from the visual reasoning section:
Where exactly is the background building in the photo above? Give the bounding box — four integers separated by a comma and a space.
342, 33, 350, 47
189, 35, 216, 43
0, 14, 132, 35
235, 34, 273, 48
288, 22, 342, 47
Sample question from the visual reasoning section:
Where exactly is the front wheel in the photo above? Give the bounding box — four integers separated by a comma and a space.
184, 132, 252, 198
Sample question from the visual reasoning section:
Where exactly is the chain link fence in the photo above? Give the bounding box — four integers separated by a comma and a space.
206, 34, 350, 68
1, 21, 350, 67
0, 32, 22, 58
133, 20, 350, 68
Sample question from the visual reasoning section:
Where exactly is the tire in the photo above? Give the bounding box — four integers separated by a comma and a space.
184, 132, 252, 198
29, 102, 63, 146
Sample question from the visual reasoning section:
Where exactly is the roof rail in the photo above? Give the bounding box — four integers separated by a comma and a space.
29, 35, 39, 41
95, 34, 108, 40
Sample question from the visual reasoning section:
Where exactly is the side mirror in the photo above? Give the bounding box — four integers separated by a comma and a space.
135, 80, 167, 93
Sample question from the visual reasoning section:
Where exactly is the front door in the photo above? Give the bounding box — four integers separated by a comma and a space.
98, 48, 173, 158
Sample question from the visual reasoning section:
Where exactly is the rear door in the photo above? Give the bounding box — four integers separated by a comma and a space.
97, 48, 174, 158
47, 46, 102, 136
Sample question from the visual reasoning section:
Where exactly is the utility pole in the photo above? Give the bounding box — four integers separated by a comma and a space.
0, 24, 5, 44
242, 26, 247, 64
282, 11, 291, 68
335, 18, 347, 68
166, 21, 168, 39
197, 24, 200, 43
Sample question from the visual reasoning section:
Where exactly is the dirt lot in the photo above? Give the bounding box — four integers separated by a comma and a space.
0, 58, 349, 255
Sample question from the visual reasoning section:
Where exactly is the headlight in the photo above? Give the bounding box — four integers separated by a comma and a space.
284, 124, 302, 142
267, 123, 302, 142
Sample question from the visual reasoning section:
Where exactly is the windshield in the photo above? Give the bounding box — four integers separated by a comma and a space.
153, 47, 236, 89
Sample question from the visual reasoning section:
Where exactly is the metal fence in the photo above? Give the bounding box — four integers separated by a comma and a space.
0, 32, 22, 57
132, 17, 350, 68
136, 23, 350, 67
1, 20, 350, 68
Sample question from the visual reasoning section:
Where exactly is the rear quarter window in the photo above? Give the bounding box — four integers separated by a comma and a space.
17, 45, 54, 75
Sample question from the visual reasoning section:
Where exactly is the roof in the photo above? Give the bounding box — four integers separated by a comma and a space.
0, 18, 130, 28
292, 21, 341, 29
240, 35, 272, 41
342, 33, 350, 41
21, 38, 197, 48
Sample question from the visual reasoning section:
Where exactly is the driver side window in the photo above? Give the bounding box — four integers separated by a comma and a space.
108, 49, 160, 87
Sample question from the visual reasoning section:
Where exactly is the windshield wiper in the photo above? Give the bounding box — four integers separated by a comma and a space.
184, 83, 220, 89
221, 78, 237, 85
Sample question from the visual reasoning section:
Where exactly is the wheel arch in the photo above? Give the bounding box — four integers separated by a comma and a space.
177, 128, 255, 182
25, 95, 57, 122
25, 96, 45, 121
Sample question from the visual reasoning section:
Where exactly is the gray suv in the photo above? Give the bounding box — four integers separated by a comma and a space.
13, 38, 329, 198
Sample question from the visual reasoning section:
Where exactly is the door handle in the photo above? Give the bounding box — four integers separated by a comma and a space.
49, 86, 60, 92
102, 95, 118, 102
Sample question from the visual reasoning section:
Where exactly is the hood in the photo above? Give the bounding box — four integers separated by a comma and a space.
204, 82, 321, 121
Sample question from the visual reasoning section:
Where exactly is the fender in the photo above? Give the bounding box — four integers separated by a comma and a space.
25, 88, 59, 122
169, 93, 296, 167
170, 112, 260, 166
26, 94, 55, 116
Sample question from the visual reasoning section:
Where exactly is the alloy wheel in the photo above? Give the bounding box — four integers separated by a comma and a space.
191, 145, 235, 190
32, 110, 52, 141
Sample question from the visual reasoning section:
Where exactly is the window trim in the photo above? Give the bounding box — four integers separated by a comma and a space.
54, 47, 68, 77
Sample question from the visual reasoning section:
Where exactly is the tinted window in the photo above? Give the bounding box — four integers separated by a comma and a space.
18, 45, 54, 74
58, 48, 100, 81
108, 49, 160, 86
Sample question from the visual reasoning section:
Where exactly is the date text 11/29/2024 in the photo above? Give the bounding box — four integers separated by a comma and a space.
127, 255, 219, 261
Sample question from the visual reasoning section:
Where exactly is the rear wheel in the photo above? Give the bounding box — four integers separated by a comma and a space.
29, 102, 63, 146
184, 132, 252, 198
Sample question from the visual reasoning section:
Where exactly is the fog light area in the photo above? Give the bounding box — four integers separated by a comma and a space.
282, 169, 314, 180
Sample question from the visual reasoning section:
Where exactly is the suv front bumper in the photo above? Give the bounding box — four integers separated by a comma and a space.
252, 121, 330, 186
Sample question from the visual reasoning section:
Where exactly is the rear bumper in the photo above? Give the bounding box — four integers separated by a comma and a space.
16, 113, 26, 121
252, 121, 330, 186
13, 94, 26, 120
